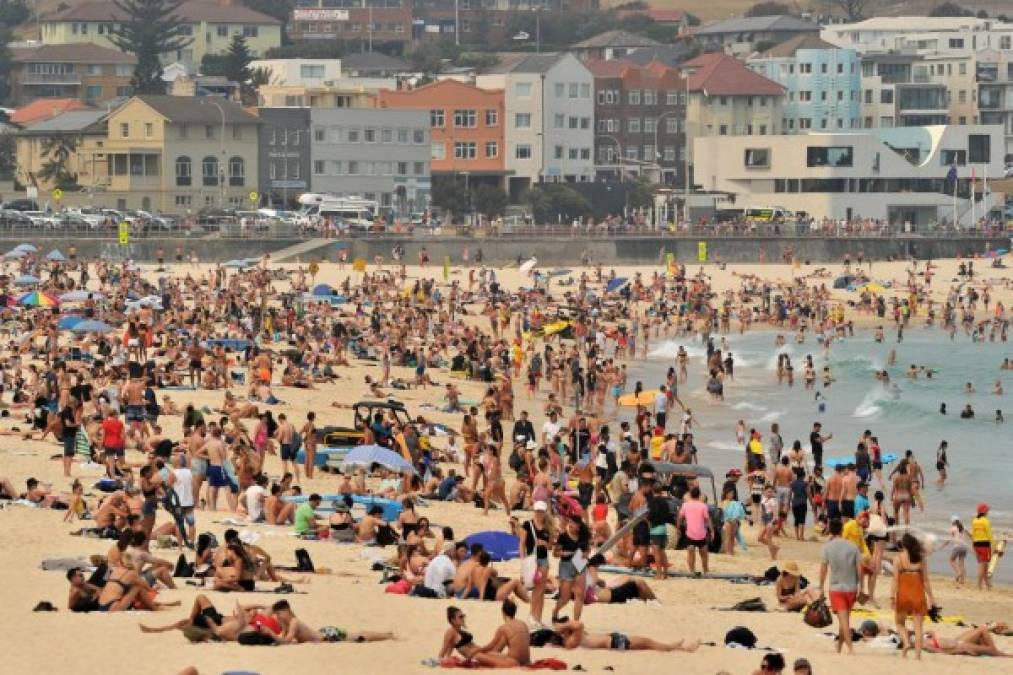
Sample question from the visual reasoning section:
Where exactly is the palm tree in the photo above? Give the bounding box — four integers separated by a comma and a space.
37, 134, 81, 189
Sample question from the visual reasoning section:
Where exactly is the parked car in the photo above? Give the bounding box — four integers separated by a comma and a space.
2, 199, 39, 212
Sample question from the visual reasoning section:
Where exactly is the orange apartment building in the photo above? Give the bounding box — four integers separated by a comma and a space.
377, 79, 509, 189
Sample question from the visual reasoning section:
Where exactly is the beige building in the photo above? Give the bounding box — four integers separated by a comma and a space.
17, 96, 260, 212
39, 0, 282, 69
256, 84, 379, 109
8, 43, 135, 106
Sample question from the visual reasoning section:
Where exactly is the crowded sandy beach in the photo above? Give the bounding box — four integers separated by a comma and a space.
0, 246, 1010, 675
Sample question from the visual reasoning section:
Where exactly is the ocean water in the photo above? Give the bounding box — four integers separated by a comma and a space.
631, 329, 1012, 582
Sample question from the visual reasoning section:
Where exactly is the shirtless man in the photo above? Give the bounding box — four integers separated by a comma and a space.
472, 600, 531, 667
355, 505, 385, 543
93, 492, 130, 532
275, 413, 299, 482
140, 594, 263, 641
270, 600, 395, 644
552, 618, 699, 652
825, 464, 846, 521
841, 463, 859, 519
122, 377, 148, 446
468, 551, 531, 603
773, 457, 794, 528
452, 543, 484, 597
187, 422, 209, 508
187, 342, 205, 388
204, 425, 233, 511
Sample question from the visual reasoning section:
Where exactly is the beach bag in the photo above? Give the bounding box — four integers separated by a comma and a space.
724, 626, 757, 649
520, 555, 538, 589
728, 597, 767, 612
803, 599, 833, 628
295, 548, 314, 573
173, 554, 194, 578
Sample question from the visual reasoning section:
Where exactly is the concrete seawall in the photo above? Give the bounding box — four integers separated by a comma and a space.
2, 234, 1008, 264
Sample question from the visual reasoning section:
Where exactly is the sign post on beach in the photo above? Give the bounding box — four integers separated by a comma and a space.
118, 222, 130, 245
698, 241, 707, 262
665, 252, 675, 278
443, 256, 450, 281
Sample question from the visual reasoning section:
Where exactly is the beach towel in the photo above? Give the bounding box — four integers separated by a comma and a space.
437, 657, 567, 670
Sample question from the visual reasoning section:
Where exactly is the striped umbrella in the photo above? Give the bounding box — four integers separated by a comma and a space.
17, 290, 60, 307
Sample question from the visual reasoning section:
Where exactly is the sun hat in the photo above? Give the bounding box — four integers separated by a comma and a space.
533, 500, 548, 512
781, 561, 800, 576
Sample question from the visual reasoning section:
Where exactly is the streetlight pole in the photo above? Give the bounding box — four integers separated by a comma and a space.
653, 109, 681, 185
683, 75, 691, 225
206, 99, 227, 209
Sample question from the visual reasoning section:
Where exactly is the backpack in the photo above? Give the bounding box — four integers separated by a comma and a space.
724, 626, 757, 648
727, 597, 767, 612
295, 548, 315, 573
173, 553, 194, 578
803, 598, 833, 628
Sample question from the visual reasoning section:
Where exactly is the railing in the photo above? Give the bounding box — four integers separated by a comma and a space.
22, 72, 82, 85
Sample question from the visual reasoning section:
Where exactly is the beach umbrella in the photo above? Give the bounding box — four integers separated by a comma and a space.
70, 319, 113, 334
14, 243, 38, 253
58, 315, 83, 330
312, 283, 335, 296
617, 389, 660, 407
59, 290, 104, 303
340, 444, 417, 475
519, 257, 537, 274
17, 290, 59, 307
832, 275, 854, 289
222, 259, 248, 268
13, 274, 40, 286
463, 531, 520, 562
859, 282, 886, 294
45, 250, 66, 262
4, 249, 27, 259
606, 277, 629, 293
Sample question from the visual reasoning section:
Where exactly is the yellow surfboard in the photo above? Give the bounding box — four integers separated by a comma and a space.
988, 536, 1007, 579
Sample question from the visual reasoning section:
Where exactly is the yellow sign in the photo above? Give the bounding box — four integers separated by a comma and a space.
443, 256, 450, 282
118, 221, 130, 245
665, 252, 675, 278
248, 191, 259, 203
52, 189, 63, 201
352, 257, 366, 273
697, 241, 707, 262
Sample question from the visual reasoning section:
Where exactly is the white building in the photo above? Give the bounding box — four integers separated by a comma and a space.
250, 59, 343, 86
694, 125, 1004, 227
477, 52, 595, 196
821, 17, 1013, 54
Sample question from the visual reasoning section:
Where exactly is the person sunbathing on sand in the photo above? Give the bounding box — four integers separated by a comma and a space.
551, 618, 700, 652
250, 599, 396, 644
140, 594, 263, 641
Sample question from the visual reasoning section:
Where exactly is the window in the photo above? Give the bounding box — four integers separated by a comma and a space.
597, 90, 606, 104
217, 25, 227, 37
485, 109, 498, 126
515, 113, 531, 128
364, 128, 376, 142
554, 145, 563, 159
413, 128, 426, 144
568, 147, 578, 160
666, 117, 678, 133
968, 134, 990, 163
643, 144, 654, 161
663, 147, 675, 161
202, 156, 219, 186
744, 148, 769, 168
397, 128, 409, 144
568, 116, 578, 129
628, 118, 640, 133
300, 64, 325, 79
314, 126, 325, 142
959, 62, 966, 75
515, 82, 532, 97
380, 128, 393, 143
948, 38, 963, 48
806, 146, 853, 167
175, 156, 191, 186
243, 26, 259, 38
580, 148, 590, 160
581, 117, 590, 129
800, 63, 812, 74
347, 161, 359, 175
431, 143, 445, 160
643, 117, 655, 133
643, 89, 656, 105
119, 122, 129, 138
174, 195, 192, 207
85, 85, 102, 100
396, 161, 407, 176
941, 149, 966, 166
313, 160, 325, 175
413, 161, 425, 175
515, 144, 532, 159
554, 114, 564, 128
719, 124, 728, 135
430, 109, 444, 127
799, 118, 812, 130
454, 109, 476, 127
485, 141, 498, 158
554, 83, 564, 97
799, 90, 812, 102
627, 89, 640, 105
330, 161, 343, 175
347, 127, 360, 142
580, 83, 590, 98
144, 122, 153, 138
454, 142, 476, 159
569, 83, 578, 98
228, 156, 244, 186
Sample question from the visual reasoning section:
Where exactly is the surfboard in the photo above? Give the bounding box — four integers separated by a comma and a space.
593, 508, 647, 559
988, 536, 1007, 579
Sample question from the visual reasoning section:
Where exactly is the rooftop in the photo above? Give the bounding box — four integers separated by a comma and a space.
754, 35, 844, 59
694, 15, 819, 36
11, 43, 136, 64
484, 52, 568, 74
131, 96, 258, 124
827, 17, 997, 32
340, 52, 408, 73
46, 1, 281, 25
22, 109, 107, 133
572, 30, 661, 49
681, 53, 784, 97
11, 98, 91, 125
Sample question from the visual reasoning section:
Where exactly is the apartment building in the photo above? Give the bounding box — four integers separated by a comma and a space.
976, 49, 1013, 160
309, 107, 431, 214
587, 59, 686, 184
858, 53, 950, 129
821, 17, 1013, 54
477, 52, 595, 196
694, 124, 1004, 226
693, 15, 819, 57
572, 30, 661, 62
377, 79, 508, 190
748, 36, 861, 134
250, 59, 344, 86
257, 107, 312, 207
8, 43, 134, 106
39, 1, 282, 69
681, 53, 785, 163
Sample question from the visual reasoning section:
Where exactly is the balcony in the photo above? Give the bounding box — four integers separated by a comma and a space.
22, 72, 82, 85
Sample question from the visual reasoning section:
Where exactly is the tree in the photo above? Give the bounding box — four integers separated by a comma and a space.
110, 0, 193, 94
626, 179, 656, 210
37, 135, 81, 189
0, 0, 29, 27
746, 2, 792, 17
929, 2, 972, 17
222, 33, 255, 104
473, 185, 508, 219
820, 0, 869, 21
430, 175, 470, 220
526, 185, 592, 224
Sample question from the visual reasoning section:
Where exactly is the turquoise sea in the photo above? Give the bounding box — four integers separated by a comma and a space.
629, 329, 1011, 582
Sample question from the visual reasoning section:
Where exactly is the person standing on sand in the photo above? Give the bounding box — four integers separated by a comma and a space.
971, 503, 998, 590
275, 413, 299, 482
818, 518, 863, 654
301, 412, 317, 479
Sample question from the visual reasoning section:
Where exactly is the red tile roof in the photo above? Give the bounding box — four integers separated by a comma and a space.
681, 53, 784, 96
11, 98, 91, 125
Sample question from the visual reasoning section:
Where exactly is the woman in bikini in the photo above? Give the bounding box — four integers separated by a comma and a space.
892, 460, 913, 526
481, 444, 510, 517
440, 606, 482, 661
